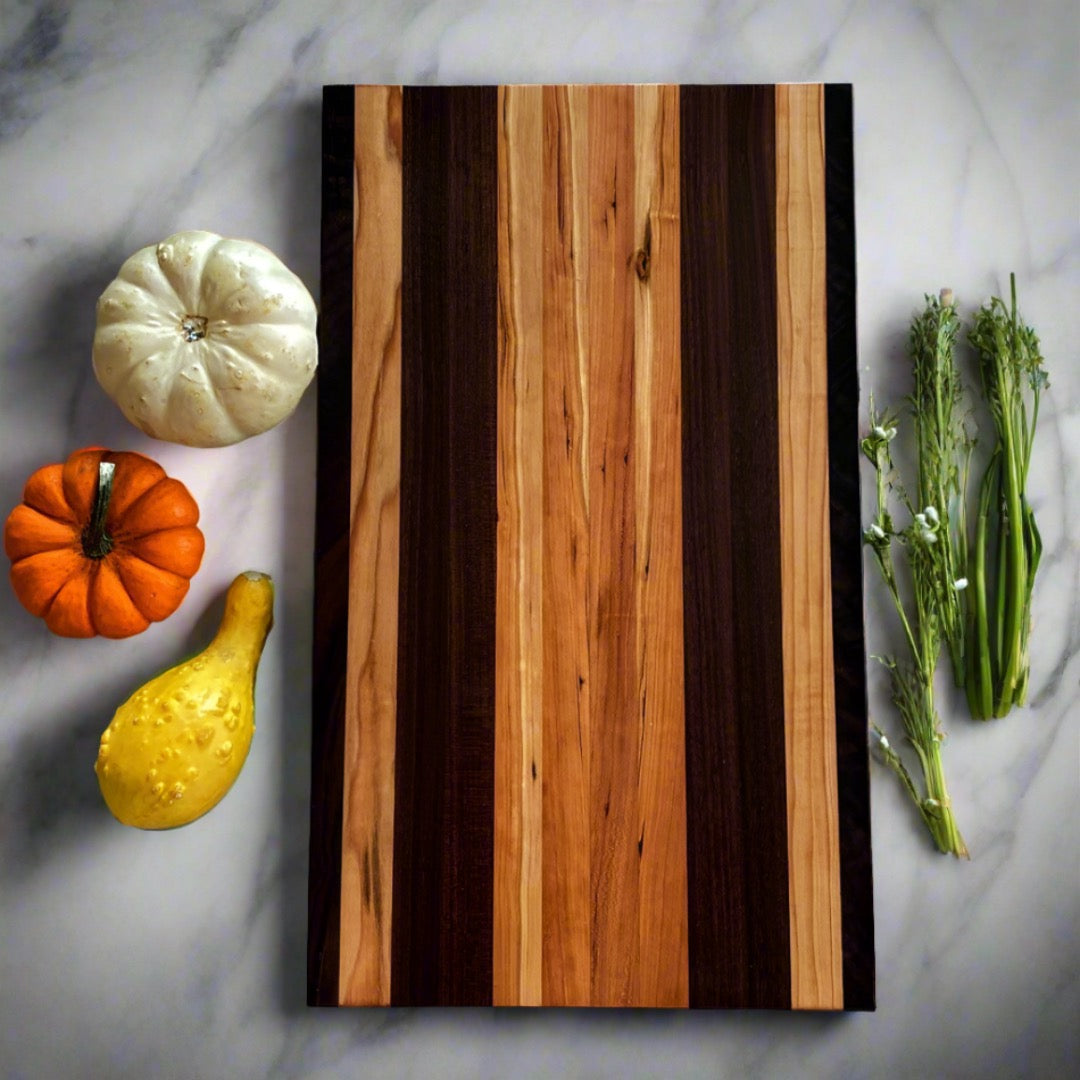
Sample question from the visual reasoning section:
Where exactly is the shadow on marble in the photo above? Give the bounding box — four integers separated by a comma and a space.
277, 392, 318, 1017
281, 1002, 853, 1049
28, 248, 142, 450
0, 251, 136, 547
0, 246, 208, 884
274, 95, 322, 1017
0, 689, 115, 865
0, 582, 230, 880
276, 96, 323, 293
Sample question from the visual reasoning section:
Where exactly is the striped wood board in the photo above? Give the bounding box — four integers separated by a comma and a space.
309, 84, 874, 1010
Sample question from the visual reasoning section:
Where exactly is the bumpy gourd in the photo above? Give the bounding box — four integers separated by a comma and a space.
93, 230, 317, 447
95, 571, 274, 829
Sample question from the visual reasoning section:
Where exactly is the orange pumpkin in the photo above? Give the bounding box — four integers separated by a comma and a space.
4, 447, 205, 638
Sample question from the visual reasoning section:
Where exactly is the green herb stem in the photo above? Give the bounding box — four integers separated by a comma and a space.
966, 273, 1047, 718
908, 290, 970, 688
862, 397, 967, 858
923, 728, 968, 857
966, 452, 998, 719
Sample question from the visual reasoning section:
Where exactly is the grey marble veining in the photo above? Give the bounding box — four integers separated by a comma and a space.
1, 1, 1077, 1077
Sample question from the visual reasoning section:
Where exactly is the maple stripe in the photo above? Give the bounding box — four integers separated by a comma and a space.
539, 83, 594, 1007
583, 82, 641, 1006
338, 84, 402, 1007
775, 83, 844, 1009
631, 83, 689, 1007
494, 84, 545, 1006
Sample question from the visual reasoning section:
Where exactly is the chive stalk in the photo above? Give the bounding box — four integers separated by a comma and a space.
965, 274, 1047, 718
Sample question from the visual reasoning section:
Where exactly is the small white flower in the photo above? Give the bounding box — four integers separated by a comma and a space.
866, 523, 886, 540
923, 505, 940, 527
921, 530, 938, 545
924, 798, 940, 809
914, 513, 928, 529
954, 577, 969, 591
869, 727, 891, 754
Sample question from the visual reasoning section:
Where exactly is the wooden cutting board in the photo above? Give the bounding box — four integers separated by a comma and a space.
308, 84, 874, 1010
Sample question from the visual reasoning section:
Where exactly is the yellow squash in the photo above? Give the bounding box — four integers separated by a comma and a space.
95, 571, 274, 829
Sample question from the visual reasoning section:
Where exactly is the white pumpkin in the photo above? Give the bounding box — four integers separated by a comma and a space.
93, 230, 318, 447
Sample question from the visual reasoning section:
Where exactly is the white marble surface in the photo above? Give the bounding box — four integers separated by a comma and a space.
1, 1, 1077, 1077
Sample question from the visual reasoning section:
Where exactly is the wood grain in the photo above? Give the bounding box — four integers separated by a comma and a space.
775, 83, 843, 1010
391, 86, 498, 1006
312, 83, 874, 1011
338, 85, 402, 1007
494, 84, 545, 1007
824, 83, 876, 1012
585, 84, 640, 1007
308, 83, 354, 1007
540, 84, 593, 1007
680, 84, 792, 1009
631, 84, 689, 1008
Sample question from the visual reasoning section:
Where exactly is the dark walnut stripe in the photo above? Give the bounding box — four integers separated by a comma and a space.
824, 83, 876, 1012
308, 83, 354, 1007
391, 85, 499, 1006
680, 84, 792, 1009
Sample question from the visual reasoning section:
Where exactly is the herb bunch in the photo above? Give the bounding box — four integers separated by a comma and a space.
863, 277, 1049, 855
965, 274, 1047, 718
908, 289, 974, 688
863, 394, 969, 858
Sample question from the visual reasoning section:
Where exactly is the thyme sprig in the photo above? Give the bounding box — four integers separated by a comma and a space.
908, 289, 975, 687
863, 399, 969, 857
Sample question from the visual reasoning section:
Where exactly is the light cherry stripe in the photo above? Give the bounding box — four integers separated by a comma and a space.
631, 83, 689, 1008
775, 82, 844, 1010
494, 84, 545, 1007
339, 84, 402, 1006
586, 83, 641, 1006
540, 84, 594, 1006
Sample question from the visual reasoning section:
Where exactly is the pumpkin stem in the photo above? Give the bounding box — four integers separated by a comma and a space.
81, 461, 116, 559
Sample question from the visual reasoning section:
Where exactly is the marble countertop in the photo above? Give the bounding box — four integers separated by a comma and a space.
1, 2, 1076, 1077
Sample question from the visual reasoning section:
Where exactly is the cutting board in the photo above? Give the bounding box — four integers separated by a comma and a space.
308, 84, 874, 1010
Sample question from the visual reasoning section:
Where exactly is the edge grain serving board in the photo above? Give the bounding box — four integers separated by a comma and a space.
308, 83, 874, 1010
